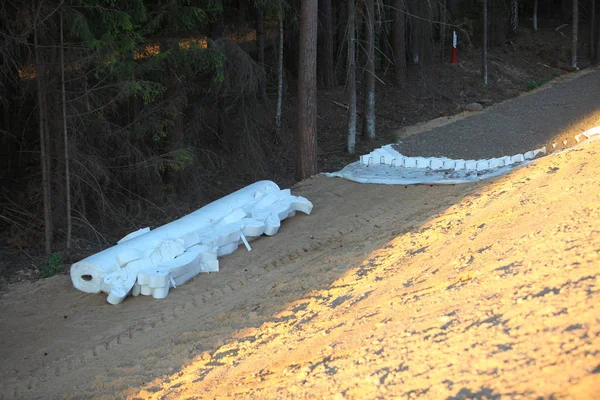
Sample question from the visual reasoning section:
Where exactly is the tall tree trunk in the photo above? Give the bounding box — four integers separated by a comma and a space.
590, 0, 596, 61
34, 24, 53, 254
256, 5, 268, 103
482, 0, 488, 86
533, 0, 538, 31
571, 0, 578, 69
276, 8, 284, 136
347, 0, 357, 154
363, 0, 376, 140
318, 0, 336, 88
60, 9, 72, 250
296, 0, 319, 181
392, 0, 406, 86
510, 0, 519, 35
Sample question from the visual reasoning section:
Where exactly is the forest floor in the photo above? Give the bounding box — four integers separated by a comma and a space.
1, 66, 599, 399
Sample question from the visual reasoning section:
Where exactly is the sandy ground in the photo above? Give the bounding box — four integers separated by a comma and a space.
1, 71, 600, 400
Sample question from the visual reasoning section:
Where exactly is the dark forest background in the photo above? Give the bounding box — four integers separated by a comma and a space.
0, 0, 598, 277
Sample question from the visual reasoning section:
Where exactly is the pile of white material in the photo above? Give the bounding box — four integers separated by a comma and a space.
70, 181, 313, 305
327, 127, 600, 185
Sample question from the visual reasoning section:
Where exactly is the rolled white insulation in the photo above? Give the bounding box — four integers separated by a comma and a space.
70, 181, 313, 305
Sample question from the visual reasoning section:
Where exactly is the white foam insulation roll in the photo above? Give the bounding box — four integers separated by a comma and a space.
70, 180, 313, 305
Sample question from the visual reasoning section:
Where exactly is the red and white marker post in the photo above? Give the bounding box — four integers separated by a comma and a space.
451, 31, 457, 64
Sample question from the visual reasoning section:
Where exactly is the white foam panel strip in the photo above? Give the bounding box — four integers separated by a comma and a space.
328, 126, 600, 185
70, 181, 313, 305
359, 144, 550, 172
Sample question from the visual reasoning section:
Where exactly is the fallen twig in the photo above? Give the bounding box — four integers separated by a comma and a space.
537, 63, 566, 73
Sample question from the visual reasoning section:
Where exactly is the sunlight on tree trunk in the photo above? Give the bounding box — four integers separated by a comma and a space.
296, 0, 318, 180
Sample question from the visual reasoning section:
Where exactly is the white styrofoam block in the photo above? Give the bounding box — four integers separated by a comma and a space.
152, 286, 169, 299
201, 259, 219, 273
533, 147, 546, 157
575, 134, 581, 143
500, 156, 513, 166
523, 151, 535, 160
430, 158, 445, 170
140, 285, 152, 296
404, 157, 417, 168
415, 157, 430, 169
149, 271, 169, 289
582, 126, 600, 137
394, 157, 406, 167
488, 158, 504, 169
476, 160, 490, 171
465, 160, 478, 171
454, 160, 466, 170
132, 283, 141, 297
511, 154, 525, 163
217, 242, 240, 257
370, 150, 388, 165
71, 181, 313, 304
443, 160, 457, 169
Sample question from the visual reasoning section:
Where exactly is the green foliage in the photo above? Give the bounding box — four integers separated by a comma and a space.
525, 76, 554, 91
40, 253, 63, 278
168, 148, 197, 171
129, 81, 167, 105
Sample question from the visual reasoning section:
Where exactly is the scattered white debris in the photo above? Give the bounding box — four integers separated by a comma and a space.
71, 181, 313, 305
327, 126, 600, 185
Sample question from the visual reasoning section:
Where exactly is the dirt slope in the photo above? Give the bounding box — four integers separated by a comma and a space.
1, 74, 600, 400
130, 138, 600, 400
